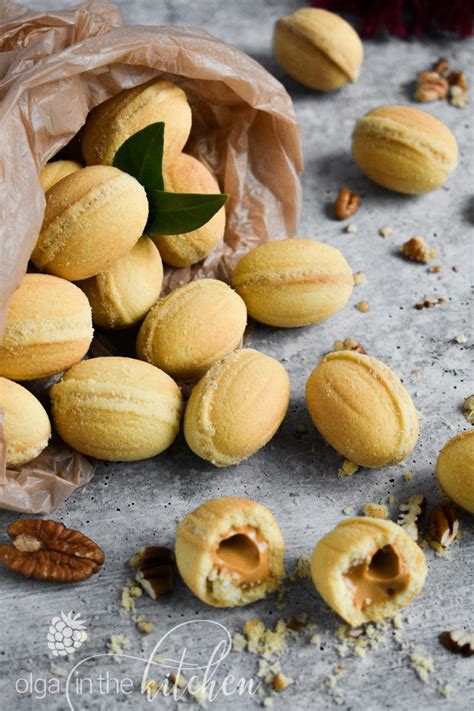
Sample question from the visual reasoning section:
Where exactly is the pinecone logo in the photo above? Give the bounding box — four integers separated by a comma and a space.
47, 612, 88, 656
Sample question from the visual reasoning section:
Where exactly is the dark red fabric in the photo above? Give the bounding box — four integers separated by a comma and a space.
310, 0, 474, 37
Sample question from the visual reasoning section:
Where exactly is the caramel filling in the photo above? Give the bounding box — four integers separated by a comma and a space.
213, 526, 270, 587
344, 545, 410, 611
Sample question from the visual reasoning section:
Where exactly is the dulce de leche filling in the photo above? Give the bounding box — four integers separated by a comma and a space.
343, 545, 410, 611
213, 526, 270, 587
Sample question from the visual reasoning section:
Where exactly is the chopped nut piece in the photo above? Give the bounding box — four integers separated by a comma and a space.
353, 271, 366, 285
286, 617, 304, 631
415, 297, 445, 310
401, 236, 438, 264
135, 546, 174, 600
345, 223, 358, 233
428, 502, 459, 547
433, 58, 449, 75
169, 672, 187, 688
0, 519, 104, 583
403, 471, 414, 481
455, 334, 467, 344
271, 672, 294, 692
440, 630, 474, 657
332, 338, 366, 354
397, 494, 426, 541
356, 300, 369, 313
463, 395, 474, 424
335, 188, 361, 220
379, 225, 393, 237
448, 70, 468, 92
363, 503, 388, 519
415, 71, 449, 102
136, 619, 155, 635
450, 84, 468, 108
429, 264, 442, 273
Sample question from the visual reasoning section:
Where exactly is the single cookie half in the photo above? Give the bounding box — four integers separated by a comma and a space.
311, 517, 427, 627
176, 496, 285, 607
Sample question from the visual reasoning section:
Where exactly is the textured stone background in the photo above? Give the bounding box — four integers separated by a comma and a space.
0, 1, 473, 710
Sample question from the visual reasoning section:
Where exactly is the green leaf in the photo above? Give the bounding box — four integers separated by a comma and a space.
113, 122, 164, 190
146, 191, 229, 235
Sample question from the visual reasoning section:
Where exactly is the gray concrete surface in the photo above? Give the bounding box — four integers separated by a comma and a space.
0, 1, 473, 710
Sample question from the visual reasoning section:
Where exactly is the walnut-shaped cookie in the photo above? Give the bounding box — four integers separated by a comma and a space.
311, 518, 427, 627
176, 497, 285, 607
437, 431, 474, 514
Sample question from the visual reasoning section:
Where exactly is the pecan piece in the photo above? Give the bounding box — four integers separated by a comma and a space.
464, 395, 474, 424
447, 71, 468, 92
428, 501, 459, 547
0, 519, 104, 582
415, 72, 449, 102
134, 546, 174, 599
335, 188, 361, 220
433, 58, 449, 75
440, 630, 474, 657
401, 236, 438, 264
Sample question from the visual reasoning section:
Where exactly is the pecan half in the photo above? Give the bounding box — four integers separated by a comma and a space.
335, 188, 361, 220
440, 630, 474, 657
397, 494, 426, 541
134, 546, 174, 600
0, 519, 104, 582
428, 501, 459, 547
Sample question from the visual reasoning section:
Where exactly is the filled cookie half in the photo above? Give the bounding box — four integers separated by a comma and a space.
176, 497, 285, 607
311, 518, 427, 627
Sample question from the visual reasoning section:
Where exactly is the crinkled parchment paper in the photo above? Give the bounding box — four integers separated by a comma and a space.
0, 0, 303, 513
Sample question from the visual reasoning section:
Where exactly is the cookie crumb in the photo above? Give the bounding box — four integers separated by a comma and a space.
437, 683, 452, 698
356, 300, 369, 313
454, 334, 467, 344
107, 634, 130, 658
338, 459, 358, 477
403, 471, 414, 481
363, 503, 388, 519
379, 225, 393, 237
345, 223, 358, 233
353, 271, 366, 285
410, 651, 434, 682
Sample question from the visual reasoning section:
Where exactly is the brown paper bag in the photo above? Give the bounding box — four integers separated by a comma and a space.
0, 0, 303, 514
